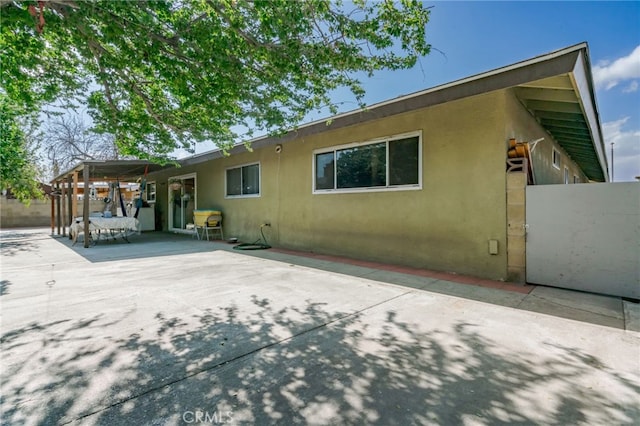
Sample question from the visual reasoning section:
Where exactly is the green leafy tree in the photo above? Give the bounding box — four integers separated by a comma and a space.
1, 0, 431, 161
0, 97, 44, 203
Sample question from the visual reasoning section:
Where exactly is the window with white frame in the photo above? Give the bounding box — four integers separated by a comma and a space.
145, 182, 156, 203
552, 148, 561, 169
564, 167, 570, 184
314, 132, 421, 193
226, 163, 260, 197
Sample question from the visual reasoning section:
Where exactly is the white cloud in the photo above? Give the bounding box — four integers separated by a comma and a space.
622, 80, 638, 93
602, 117, 640, 182
593, 45, 640, 91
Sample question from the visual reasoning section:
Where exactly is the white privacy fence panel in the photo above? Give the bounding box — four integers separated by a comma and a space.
526, 182, 639, 299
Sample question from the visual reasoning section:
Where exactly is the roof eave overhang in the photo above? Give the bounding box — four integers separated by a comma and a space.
181, 44, 592, 167
513, 48, 608, 182
169, 43, 609, 182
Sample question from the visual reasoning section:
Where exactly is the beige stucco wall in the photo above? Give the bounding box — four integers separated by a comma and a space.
151, 90, 511, 280
503, 89, 589, 184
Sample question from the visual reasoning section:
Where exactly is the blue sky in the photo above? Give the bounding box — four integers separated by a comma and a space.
364, 1, 640, 182
194, 1, 640, 182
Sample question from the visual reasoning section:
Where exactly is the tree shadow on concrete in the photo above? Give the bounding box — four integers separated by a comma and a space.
1, 298, 638, 425
0, 280, 11, 296
0, 231, 44, 256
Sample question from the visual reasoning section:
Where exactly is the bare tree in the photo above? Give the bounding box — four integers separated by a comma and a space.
43, 113, 121, 176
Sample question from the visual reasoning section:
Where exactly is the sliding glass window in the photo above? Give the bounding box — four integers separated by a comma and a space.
226, 163, 260, 197
313, 132, 421, 193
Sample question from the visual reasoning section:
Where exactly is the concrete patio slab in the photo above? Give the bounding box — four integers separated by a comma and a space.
360, 269, 439, 291
1, 228, 638, 425
425, 279, 527, 308
517, 286, 625, 329
624, 300, 640, 332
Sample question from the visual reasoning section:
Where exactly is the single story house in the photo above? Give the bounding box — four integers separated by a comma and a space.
87, 43, 613, 282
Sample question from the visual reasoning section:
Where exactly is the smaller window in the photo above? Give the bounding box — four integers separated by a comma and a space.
573, 175, 580, 184
564, 167, 570, 184
145, 182, 156, 203
552, 149, 561, 169
226, 163, 260, 197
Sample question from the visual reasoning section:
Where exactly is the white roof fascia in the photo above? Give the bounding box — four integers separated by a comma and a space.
570, 49, 609, 181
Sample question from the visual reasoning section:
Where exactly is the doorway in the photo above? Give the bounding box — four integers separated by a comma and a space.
168, 174, 196, 233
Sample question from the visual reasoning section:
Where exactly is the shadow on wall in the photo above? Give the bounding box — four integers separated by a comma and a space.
1, 298, 638, 425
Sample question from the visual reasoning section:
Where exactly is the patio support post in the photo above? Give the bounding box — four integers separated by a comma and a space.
50, 191, 55, 235
56, 181, 61, 235
61, 179, 67, 237
72, 171, 79, 218
67, 176, 73, 234
83, 164, 90, 248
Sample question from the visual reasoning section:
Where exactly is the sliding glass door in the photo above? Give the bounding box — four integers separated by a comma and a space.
168, 174, 196, 233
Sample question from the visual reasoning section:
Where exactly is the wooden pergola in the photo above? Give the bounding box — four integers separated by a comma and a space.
50, 160, 170, 247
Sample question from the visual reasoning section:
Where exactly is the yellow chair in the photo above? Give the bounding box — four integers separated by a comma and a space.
193, 211, 223, 241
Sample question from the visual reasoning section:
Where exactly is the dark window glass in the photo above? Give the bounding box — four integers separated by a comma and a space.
226, 167, 242, 196
242, 164, 260, 194
315, 152, 335, 190
389, 136, 419, 185
336, 142, 386, 189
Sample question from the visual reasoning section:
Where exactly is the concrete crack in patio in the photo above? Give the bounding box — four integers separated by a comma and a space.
62, 290, 415, 424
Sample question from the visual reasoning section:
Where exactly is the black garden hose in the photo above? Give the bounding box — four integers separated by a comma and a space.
233, 225, 272, 251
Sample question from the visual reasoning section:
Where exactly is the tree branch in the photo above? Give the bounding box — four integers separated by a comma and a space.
208, 1, 281, 50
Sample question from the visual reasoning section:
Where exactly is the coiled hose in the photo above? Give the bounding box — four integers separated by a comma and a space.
232, 224, 272, 250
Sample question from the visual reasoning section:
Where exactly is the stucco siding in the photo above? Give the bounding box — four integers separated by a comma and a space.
161, 91, 509, 280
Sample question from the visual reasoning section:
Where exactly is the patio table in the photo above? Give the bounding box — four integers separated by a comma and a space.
70, 216, 140, 245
